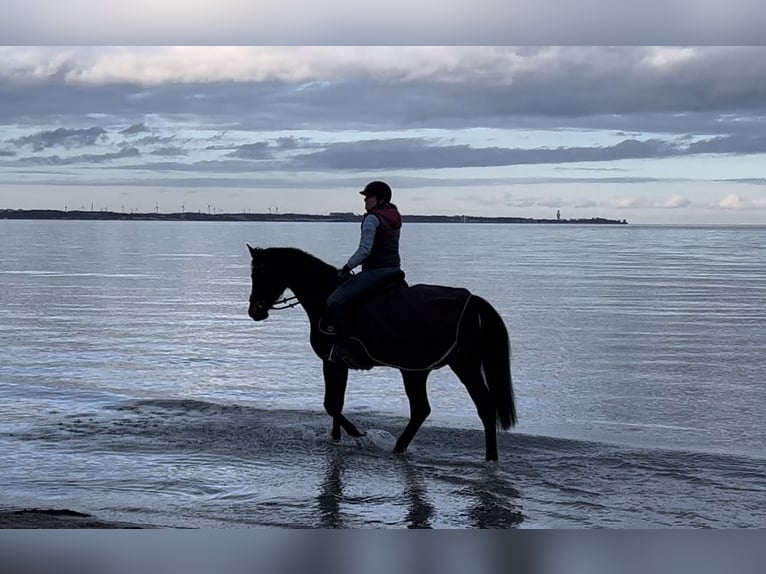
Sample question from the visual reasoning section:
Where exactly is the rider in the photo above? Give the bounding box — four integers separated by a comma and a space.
326, 181, 403, 355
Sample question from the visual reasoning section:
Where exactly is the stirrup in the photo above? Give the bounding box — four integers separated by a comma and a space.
319, 316, 337, 334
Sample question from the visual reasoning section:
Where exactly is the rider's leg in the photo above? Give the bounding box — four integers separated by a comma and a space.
325, 268, 403, 361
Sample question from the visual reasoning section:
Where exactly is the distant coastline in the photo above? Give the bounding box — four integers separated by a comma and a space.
1, 209, 627, 225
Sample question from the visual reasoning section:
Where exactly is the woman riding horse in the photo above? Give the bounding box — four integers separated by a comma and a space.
326, 181, 403, 363
247, 244, 517, 461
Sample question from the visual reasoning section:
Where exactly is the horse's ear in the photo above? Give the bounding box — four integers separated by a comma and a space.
246, 243, 258, 256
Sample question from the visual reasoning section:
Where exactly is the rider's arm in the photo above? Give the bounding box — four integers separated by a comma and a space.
345, 214, 380, 269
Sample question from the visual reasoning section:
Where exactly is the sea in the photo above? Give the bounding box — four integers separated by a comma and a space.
0, 219, 764, 529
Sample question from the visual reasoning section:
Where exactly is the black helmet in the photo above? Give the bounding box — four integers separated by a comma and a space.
359, 181, 392, 204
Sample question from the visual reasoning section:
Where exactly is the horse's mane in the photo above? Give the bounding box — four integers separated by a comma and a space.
264, 247, 337, 280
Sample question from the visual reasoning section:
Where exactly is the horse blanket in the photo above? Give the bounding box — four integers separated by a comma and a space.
321, 284, 473, 370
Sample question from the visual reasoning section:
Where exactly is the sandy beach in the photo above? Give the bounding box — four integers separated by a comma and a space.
0, 508, 149, 529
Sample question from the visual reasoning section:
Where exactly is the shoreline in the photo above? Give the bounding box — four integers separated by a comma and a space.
0, 508, 151, 529
1, 208, 628, 225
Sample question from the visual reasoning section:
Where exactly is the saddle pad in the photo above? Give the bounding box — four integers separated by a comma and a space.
346, 283, 472, 370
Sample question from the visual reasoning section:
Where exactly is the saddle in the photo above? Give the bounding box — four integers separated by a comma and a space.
374, 270, 408, 292
320, 283, 473, 371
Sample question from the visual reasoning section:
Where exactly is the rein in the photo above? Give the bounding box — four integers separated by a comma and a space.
268, 295, 300, 311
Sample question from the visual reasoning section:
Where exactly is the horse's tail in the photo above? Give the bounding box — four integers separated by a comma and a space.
473, 295, 517, 430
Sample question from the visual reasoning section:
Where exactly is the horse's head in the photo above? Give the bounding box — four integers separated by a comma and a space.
247, 244, 288, 321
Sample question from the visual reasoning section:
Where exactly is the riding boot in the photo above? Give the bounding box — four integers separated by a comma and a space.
332, 310, 348, 340
326, 304, 353, 363
325, 303, 344, 335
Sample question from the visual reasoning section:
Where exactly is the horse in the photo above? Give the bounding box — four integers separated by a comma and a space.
246, 245, 517, 461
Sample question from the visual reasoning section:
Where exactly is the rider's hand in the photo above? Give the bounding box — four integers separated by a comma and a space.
337, 264, 352, 280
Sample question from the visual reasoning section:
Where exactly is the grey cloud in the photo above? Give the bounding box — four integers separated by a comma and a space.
120, 123, 151, 135
686, 133, 766, 155
3, 49, 766, 135
149, 146, 187, 157
135, 135, 177, 145
227, 142, 273, 159
12, 130, 766, 173
0, 149, 15, 157
35, 134, 763, 173
668, 197, 692, 208
20, 146, 140, 165
118, 160, 254, 172
13, 126, 108, 151
714, 178, 766, 185
294, 137, 688, 170
4, 169, 738, 192
555, 166, 631, 173
274, 136, 316, 149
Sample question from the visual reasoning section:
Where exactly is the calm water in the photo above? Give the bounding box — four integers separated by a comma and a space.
0, 220, 764, 528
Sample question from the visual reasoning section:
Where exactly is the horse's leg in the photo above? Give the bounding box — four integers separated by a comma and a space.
449, 357, 499, 461
322, 359, 363, 440
394, 370, 431, 454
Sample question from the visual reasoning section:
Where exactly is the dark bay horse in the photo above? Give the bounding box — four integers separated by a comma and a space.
246, 245, 517, 461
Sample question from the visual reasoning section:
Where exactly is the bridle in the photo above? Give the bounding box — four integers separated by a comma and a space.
269, 295, 300, 310
249, 261, 300, 312
249, 293, 300, 312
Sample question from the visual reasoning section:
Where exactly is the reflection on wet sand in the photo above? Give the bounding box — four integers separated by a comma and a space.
315, 449, 523, 529
399, 458, 435, 529
316, 450, 347, 528
465, 472, 524, 529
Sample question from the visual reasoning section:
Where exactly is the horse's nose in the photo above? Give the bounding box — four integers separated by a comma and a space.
248, 304, 268, 321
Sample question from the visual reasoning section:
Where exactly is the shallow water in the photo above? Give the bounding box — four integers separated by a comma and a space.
4, 397, 764, 529
1, 220, 764, 527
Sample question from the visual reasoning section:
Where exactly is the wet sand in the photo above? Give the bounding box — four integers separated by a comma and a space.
0, 508, 149, 529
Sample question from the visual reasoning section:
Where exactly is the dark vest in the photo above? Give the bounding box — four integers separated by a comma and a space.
362, 208, 401, 271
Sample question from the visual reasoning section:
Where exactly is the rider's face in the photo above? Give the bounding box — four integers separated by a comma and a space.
364, 195, 378, 211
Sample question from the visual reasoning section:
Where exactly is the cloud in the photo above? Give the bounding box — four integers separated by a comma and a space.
291, 136, 750, 171
720, 194, 743, 208
610, 196, 649, 209
274, 136, 316, 150
13, 127, 108, 151
120, 123, 151, 135
718, 194, 766, 210
3, 47, 766, 123
226, 142, 274, 160
9, 127, 764, 174
716, 178, 766, 185
687, 133, 766, 155
657, 194, 692, 208
20, 146, 140, 165
135, 135, 177, 146
1, 45, 765, 223
149, 146, 187, 157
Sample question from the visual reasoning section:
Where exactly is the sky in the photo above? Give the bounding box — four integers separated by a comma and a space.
2, 44, 766, 223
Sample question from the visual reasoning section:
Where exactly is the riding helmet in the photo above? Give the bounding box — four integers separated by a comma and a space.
359, 181, 392, 204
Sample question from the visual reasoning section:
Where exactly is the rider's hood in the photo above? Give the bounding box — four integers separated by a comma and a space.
369, 204, 402, 229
